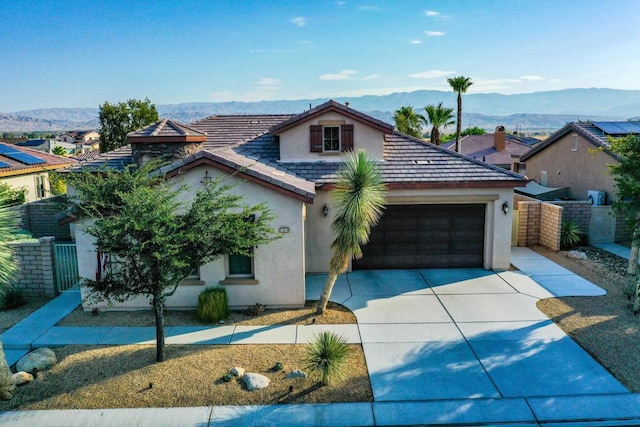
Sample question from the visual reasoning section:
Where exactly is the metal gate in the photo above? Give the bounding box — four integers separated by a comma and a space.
589, 206, 616, 243
54, 242, 79, 292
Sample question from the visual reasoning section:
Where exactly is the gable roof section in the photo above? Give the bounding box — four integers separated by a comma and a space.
443, 134, 533, 165
0, 143, 77, 177
191, 114, 294, 149
520, 122, 621, 162
128, 119, 207, 143
160, 149, 315, 203
269, 100, 394, 135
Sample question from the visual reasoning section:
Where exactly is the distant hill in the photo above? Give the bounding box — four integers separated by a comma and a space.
2, 87, 638, 132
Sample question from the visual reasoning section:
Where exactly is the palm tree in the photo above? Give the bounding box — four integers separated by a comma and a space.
424, 103, 455, 145
316, 150, 386, 314
393, 105, 425, 138
447, 76, 473, 152
0, 185, 18, 400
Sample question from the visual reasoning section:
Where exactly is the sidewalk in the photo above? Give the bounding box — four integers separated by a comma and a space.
594, 242, 639, 265
3, 247, 640, 426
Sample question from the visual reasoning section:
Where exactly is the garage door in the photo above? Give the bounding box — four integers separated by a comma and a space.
352, 204, 485, 269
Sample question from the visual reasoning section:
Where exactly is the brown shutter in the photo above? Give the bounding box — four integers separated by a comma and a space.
310, 125, 323, 152
341, 124, 354, 152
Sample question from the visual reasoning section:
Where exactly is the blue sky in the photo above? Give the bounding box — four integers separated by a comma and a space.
2, 0, 639, 112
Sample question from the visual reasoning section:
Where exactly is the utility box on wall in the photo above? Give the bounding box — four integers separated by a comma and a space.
587, 190, 606, 206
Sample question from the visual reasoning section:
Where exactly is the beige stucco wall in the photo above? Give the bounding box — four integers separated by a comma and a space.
305, 187, 515, 272
278, 111, 385, 161
1, 172, 50, 202
525, 133, 618, 203
76, 164, 307, 310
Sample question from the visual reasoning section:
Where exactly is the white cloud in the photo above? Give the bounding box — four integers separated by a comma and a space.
361, 74, 380, 80
425, 10, 440, 17
520, 75, 545, 81
409, 70, 457, 79
257, 77, 281, 87
410, 39, 423, 45
319, 69, 359, 80
424, 30, 445, 37
290, 17, 307, 27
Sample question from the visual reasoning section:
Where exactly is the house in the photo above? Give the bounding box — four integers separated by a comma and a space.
58, 130, 100, 144
72, 100, 526, 310
16, 139, 77, 155
518, 121, 636, 204
0, 142, 77, 202
443, 126, 539, 171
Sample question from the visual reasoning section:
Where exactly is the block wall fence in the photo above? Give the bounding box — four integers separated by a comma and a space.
9, 237, 57, 297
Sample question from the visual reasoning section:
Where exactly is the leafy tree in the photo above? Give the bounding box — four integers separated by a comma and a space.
447, 76, 473, 152
52, 145, 67, 156
393, 105, 425, 138
49, 171, 67, 196
424, 103, 454, 145
0, 183, 26, 205
316, 150, 386, 314
0, 185, 19, 400
98, 98, 159, 153
461, 126, 486, 136
608, 134, 640, 311
64, 162, 279, 361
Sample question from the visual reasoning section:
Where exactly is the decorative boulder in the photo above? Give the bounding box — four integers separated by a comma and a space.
568, 250, 587, 260
12, 372, 34, 386
231, 367, 245, 377
286, 370, 307, 379
243, 373, 270, 391
17, 348, 57, 373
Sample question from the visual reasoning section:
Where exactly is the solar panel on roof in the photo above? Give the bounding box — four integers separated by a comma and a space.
1, 152, 45, 165
615, 122, 640, 134
593, 122, 628, 135
0, 143, 19, 154
0, 161, 10, 168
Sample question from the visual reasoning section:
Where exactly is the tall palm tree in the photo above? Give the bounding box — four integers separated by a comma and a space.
393, 105, 425, 138
424, 103, 455, 145
0, 185, 18, 400
316, 150, 386, 314
447, 76, 473, 152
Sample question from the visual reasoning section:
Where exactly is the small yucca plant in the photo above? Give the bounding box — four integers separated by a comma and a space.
303, 331, 349, 386
560, 221, 583, 250
197, 287, 230, 323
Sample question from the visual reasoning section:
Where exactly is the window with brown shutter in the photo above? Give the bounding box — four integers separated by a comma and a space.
341, 124, 354, 152
310, 125, 323, 152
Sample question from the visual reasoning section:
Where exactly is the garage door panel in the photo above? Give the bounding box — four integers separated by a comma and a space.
353, 204, 485, 270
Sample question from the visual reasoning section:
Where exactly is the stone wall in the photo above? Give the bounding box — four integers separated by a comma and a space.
540, 203, 563, 251
515, 194, 563, 250
9, 237, 56, 297
13, 196, 72, 241
517, 201, 541, 247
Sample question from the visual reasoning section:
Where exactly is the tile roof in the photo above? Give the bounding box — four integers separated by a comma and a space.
443, 134, 533, 165
0, 143, 78, 177
190, 114, 294, 149
128, 119, 207, 143
520, 121, 621, 162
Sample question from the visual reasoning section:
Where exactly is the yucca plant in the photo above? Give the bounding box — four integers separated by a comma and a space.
303, 331, 349, 386
560, 221, 584, 250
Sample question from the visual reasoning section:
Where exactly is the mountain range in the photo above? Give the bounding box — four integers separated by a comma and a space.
2, 88, 639, 133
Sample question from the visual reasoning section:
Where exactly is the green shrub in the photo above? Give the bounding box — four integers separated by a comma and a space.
2, 288, 26, 310
303, 331, 349, 386
561, 221, 584, 249
197, 287, 230, 323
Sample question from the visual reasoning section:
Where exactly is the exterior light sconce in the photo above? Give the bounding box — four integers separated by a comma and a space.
502, 201, 509, 215
322, 203, 329, 217
201, 170, 212, 184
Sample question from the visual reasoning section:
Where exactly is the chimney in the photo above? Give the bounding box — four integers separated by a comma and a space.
494, 125, 506, 151
128, 119, 207, 166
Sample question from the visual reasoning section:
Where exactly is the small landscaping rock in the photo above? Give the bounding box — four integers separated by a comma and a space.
568, 250, 588, 260
243, 373, 270, 391
286, 369, 307, 379
16, 348, 57, 372
230, 367, 245, 377
11, 372, 33, 386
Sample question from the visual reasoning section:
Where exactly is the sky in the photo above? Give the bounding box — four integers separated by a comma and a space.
2, 0, 640, 112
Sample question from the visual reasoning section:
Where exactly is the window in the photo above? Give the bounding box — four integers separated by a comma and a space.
572, 134, 579, 151
540, 170, 548, 186
35, 175, 46, 199
228, 251, 253, 276
323, 126, 340, 152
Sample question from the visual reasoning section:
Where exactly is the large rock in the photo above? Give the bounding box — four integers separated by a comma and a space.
17, 348, 57, 373
243, 373, 270, 391
12, 372, 34, 386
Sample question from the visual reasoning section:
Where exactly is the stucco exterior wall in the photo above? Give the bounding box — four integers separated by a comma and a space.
278, 111, 385, 161
524, 133, 618, 202
305, 187, 515, 272
76, 165, 307, 310
2, 172, 50, 202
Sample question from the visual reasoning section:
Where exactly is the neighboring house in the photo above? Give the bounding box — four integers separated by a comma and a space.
518, 121, 636, 203
0, 142, 77, 202
71, 100, 525, 310
443, 126, 538, 171
58, 130, 100, 144
16, 139, 77, 155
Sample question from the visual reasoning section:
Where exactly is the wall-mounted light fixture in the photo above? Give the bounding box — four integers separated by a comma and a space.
201, 170, 212, 184
322, 203, 329, 217
502, 201, 509, 215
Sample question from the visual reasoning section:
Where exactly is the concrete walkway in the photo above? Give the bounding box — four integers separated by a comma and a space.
594, 242, 639, 265
4, 247, 640, 426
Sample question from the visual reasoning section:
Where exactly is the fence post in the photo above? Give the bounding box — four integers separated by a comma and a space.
39, 236, 56, 296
